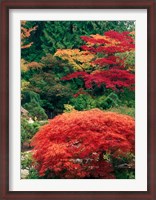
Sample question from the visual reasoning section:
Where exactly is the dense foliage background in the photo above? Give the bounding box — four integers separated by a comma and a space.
21, 21, 135, 179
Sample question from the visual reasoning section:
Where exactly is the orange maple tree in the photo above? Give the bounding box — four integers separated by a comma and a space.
31, 109, 135, 179
54, 49, 94, 71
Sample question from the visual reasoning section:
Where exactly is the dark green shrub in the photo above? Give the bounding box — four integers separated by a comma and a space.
118, 89, 135, 108
21, 90, 41, 105
26, 168, 40, 179
70, 94, 96, 111
24, 99, 48, 120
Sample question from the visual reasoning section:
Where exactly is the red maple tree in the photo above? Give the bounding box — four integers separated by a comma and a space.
62, 31, 135, 92
31, 109, 135, 179
62, 68, 134, 91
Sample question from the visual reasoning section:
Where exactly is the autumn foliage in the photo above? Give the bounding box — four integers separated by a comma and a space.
62, 69, 134, 91
31, 109, 135, 179
81, 30, 135, 54
54, 49, 94, 71
60, 31, 135, 92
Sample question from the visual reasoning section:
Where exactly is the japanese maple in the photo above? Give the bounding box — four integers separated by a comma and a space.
54, 49, 94, 71
62, 69, 135, 91
61, 31, 135, 92
31, 109, 135, 179
81, 31, 135, 55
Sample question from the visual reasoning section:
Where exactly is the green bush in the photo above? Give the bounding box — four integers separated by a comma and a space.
70, 93, 121, 111
70, 94, 96, 111
21, 90, 41, 105
24, 99, 48, 120
118, 89, 135, 108
26, 168, 40, 179
21, 118, 42, 144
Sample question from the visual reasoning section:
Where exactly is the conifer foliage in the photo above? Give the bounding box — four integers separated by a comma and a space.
31, 109, 135, 179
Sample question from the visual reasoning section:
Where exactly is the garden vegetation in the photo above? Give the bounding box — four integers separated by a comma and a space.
21, 21, 135, 179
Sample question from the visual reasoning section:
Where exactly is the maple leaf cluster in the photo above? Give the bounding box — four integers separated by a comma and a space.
81, 30, 135, 54
62, 69, 134, 91
31, 109, 135, 179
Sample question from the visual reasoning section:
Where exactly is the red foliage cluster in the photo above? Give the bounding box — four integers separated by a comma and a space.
31, 109, 135, 179
81, 30, 135, 54
62, 71, 87, 81
62, 69, 135, 91
104, 30, 134, 43
93, 57, 117, 66
81, 36, 110, 45
85, 69, 135, 90
81, 45, 135, 54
